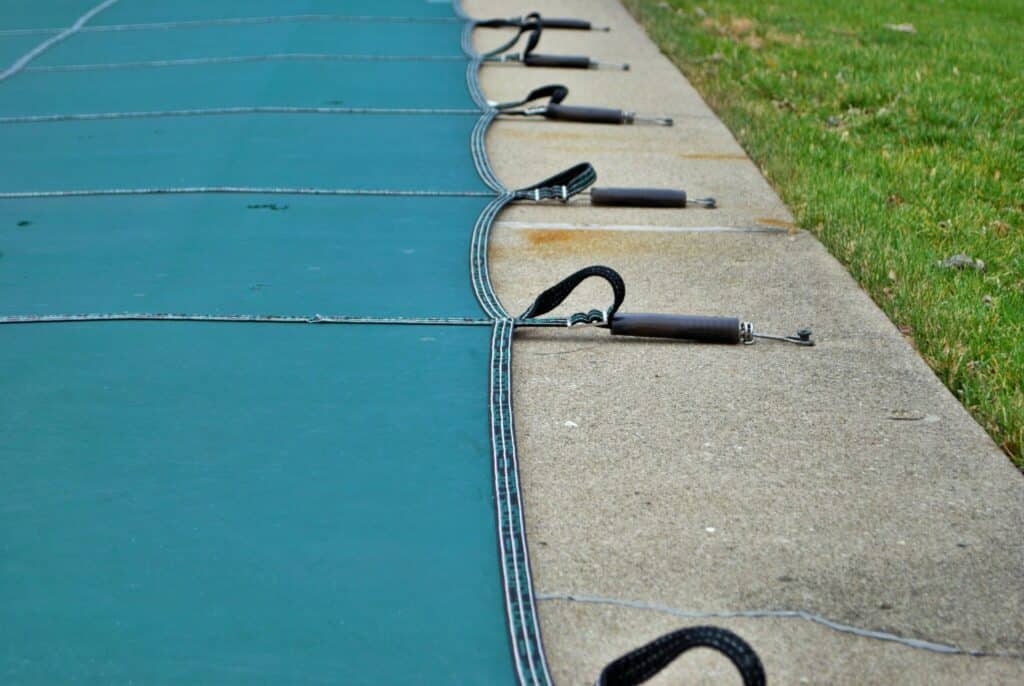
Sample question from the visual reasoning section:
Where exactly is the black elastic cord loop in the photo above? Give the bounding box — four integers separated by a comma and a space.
481, 16, 602, 68
520, 265, 625, 320
482, 19, 541, 59
494, 84, 569, 112
474, 14, 538, 29
522, 12, 543, 54
597, 626, 766, 686
474, 17, 520, 29
513, 162, 597, 202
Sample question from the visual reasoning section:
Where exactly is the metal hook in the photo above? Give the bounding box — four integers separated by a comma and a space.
739, 322, 814, 346
623, 112, 674, 126
591, 60, 631, 71
752, 328, 815, 346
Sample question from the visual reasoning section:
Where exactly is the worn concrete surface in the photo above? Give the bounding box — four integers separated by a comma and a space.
466, 0, 1024, 683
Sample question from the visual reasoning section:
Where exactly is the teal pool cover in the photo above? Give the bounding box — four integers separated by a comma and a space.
0, 2, 575, 683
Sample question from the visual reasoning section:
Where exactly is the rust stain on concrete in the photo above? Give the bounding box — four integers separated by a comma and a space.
492, 126, 634, 153
491, 228, 670, 260
525, 229, 578, 246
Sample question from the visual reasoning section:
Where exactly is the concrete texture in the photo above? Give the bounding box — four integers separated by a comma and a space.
466, 0, 1024, 683
538, 600, 1024, 685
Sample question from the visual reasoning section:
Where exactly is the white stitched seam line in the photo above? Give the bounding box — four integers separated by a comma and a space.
469, 196, 508, 319
0, 15, 460, 37
23, 54, 465, 74
0, 107, 479, 124
505, 323, 554, 685
536, 593, 1024, 659
476, 200, 501, 317
0, 188, 495, 199
462, 4, 542, 678
497, 319, 541, 684
497, 319, 540, 683
490, 321, 527, 686
0, 0, 121, 83
0, 314, 493, 326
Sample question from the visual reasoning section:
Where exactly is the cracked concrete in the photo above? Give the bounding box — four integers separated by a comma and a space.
466, 0, 1024, 683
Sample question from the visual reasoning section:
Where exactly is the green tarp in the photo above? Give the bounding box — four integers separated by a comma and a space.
1, 1, 536, 683
0, 195, 488, 317
1, 324, 508, 683
1, 114, 483, 192
0, 61, 472, 115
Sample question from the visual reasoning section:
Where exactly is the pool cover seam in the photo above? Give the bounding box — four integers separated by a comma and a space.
0, 0, 121, 83
458, 2, 554, 682
0, 315, 569, 329
492, 319, 554, 686
0, 314, 495, 326
0, 15, 461, 38
491, 319, 530, 686
505, 319, 555, 684
22, 54, 468, 74
6, 15, 525, 78
0, 187, 496, 199
0, 313, 574, 328
0, 107, 480, 125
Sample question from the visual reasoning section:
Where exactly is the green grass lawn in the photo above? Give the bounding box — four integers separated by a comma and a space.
624, 0, 1024, 467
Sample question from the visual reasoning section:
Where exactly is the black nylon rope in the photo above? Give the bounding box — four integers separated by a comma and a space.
513, 162, 597, 202
596, 626, 766, 686
481, 17, 541, 59
520, 265, 625, 321
493, 84, 569, 111
474, 11, 542, 30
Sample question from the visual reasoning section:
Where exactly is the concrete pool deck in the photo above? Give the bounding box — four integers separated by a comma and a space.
467, 1, 1024, 683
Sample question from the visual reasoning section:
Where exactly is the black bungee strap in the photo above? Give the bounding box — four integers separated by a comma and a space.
492, 84, 570, 111
521, 265, 625, 323
482, 20, 628, 70
494, 85, 673, 126
513, 162, 598, 202
521, 265, 815, 346
596, 625, 766, 686
511, 162, 715, 208
481, 16, 542, 60
475, 12, 610, 32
